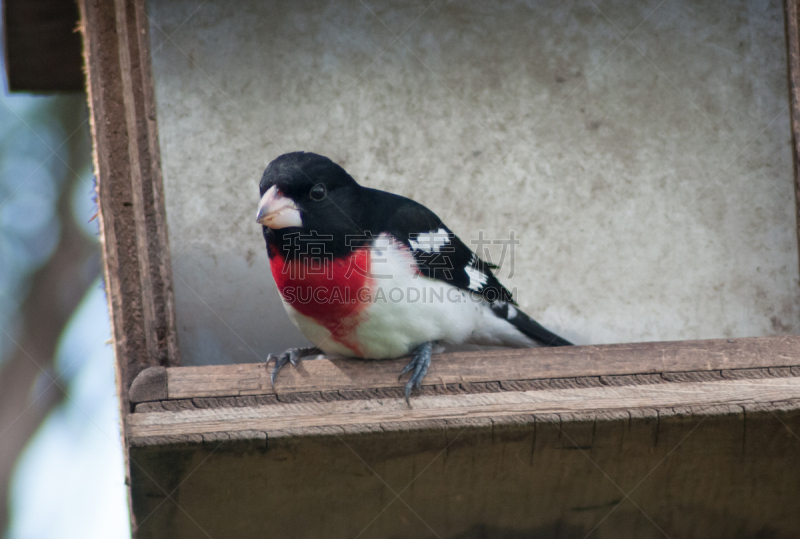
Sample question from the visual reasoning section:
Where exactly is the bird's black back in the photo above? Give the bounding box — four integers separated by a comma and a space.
360, 187, 515, 305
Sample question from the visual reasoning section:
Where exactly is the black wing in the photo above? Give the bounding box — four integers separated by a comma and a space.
361, 187, 573, 347
363, 188, 514, 304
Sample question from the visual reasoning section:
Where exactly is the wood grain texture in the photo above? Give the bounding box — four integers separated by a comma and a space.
127, 376, 800, 443
129, 366, 168, 403
78, 0, 179, 533
154, 336, 800, 401
130, 408, 800, 538
78, 0, 180, 414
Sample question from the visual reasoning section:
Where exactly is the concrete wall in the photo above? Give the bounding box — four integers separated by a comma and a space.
148, 0, 799, 366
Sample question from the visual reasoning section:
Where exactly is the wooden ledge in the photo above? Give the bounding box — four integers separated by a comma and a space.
127, 376, 800, 445
129, 335, 800, 403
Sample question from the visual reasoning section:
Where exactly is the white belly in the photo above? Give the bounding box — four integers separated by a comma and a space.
281, 235, 534, 359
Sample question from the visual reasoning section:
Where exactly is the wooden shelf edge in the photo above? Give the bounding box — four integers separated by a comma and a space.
128, 335, 800, 402
126, 376, 800, 446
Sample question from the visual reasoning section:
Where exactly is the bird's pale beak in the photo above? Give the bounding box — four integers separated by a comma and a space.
256, 185, 302, 229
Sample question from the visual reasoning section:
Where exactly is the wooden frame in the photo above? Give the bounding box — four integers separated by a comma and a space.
79, 0, 800, 535
78, 1, 180, 523
83, 0, 800, 417
78, 0, 181, 410
81, 0, 800, 456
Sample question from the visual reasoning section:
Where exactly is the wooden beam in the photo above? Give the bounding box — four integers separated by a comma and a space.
77, 0, 180, 531
127, 376, 800, 443
77, 0, 180, 414
129, 408, 800, 538
128, 335, 800, 402
2, 0, 84, 92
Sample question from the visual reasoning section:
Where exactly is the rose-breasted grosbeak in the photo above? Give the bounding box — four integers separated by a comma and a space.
257, 152, 572, 402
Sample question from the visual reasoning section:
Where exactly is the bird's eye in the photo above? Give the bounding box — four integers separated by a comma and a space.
309, 184, 327, 201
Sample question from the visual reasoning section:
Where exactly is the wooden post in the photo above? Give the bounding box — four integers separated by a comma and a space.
78, 0, 180, 407
77, 0, 180, 531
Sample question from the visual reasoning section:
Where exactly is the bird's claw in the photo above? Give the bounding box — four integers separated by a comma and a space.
399, 361, 415, 377
268, 347, 321, 388
399, 341, 434, 406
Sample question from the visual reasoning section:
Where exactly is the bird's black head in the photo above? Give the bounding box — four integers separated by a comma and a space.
256, 152, 365, 256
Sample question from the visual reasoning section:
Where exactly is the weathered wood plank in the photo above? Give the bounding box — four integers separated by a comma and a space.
128, 376, 800, 441
78, 0, 179, 534
131, 408, 800, 539
166, 363, 270, 399
78, 0, 180, 408
159, 336, 800, 400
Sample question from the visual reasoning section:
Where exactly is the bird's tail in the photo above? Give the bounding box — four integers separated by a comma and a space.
492, 302, 573, 347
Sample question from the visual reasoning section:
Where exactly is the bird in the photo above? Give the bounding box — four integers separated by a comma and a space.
256, 151, 573, 403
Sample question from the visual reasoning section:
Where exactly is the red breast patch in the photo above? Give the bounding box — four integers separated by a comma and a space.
270, 249, 373, 355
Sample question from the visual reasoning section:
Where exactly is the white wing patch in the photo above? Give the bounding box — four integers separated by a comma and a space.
464, 253, 490, 293
409, 228, 450, 253
465, 265, 488, 292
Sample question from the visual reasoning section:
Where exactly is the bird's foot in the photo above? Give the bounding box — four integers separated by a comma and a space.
267, 346, 322, 387
399, 341, 435, 406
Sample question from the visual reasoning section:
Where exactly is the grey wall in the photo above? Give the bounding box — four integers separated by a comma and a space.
148, 0, 799, 366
